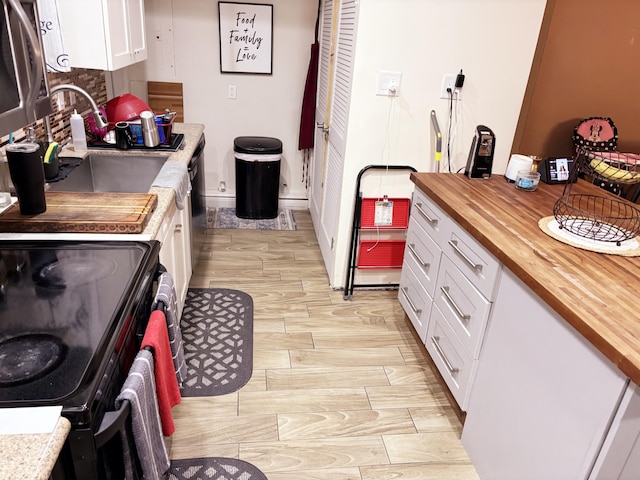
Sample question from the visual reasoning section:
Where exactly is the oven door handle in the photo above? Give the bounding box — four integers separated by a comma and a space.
94, 401, 131, 449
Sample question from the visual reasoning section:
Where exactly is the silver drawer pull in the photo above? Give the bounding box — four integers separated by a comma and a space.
448, 239, 483, 271
407, 243, 430, 269
431, 335, 459, 376
401, 287, 422, 315
440, 286, 471, 321
415, 202, 438, 226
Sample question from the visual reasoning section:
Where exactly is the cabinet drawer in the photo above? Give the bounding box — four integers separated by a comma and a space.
426, 304, 476, 411
404, 217, 441, 297
399, 262, 432, 343
411, 189, 452, 247
443, 221, 501, 300
434, 255, 492, 358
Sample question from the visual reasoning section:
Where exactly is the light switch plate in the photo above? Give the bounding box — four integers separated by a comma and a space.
227, 84, 237, 99
376, 71, 401, 96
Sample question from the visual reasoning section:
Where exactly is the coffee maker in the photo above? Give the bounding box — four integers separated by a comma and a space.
464, 125, 495, 179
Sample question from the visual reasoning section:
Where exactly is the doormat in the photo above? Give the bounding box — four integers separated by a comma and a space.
207, 207, 297, 230
169, 457, 268, 480
180, 288, 254, 397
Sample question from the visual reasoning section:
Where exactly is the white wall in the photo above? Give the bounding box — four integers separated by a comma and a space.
124, 0, 317, 206
328, 0, 547, 287
111, 0, 547, 287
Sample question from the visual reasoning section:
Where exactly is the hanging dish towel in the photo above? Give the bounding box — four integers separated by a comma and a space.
36, 0, 70, 72
142, 309, 181, 436
115, 349, 170, 480
153, 272, 187, 385
151, 162, 190, 209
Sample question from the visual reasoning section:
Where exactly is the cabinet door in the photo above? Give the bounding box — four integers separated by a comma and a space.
159, 207, 178, 298
404, 216, 441, 297
411, 188, 451, 248
433, 255, 492, 359
159, 199, 192, 318
398, 262, 431, 342
105, 0, 131, 69
125, 0, 147, 62
106, 0, 147, 70
462, 269, 627, 480
60, 0, 147, 70
425, 304, 476, 410
173, 193, 193, 310
590, 382, 640, 480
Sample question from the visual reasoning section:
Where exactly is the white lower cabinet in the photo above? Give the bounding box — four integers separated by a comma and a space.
590, 382, 640, 479
398, 261, 431, 342
425, 304, 476, 408
462, 269, 627, 480
403, 186, 640, 480
399, 188, 497, 411
158, 193, 192, 317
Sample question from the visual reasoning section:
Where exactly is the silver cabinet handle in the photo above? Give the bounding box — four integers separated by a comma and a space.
448, 239, 483, 271
415, 203, 438, 226
407, 243, 430, 270
440, 286, 471, 321
401, 287, 422, 315
431, 335, 459, 376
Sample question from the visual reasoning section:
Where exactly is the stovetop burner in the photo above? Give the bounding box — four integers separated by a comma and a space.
33, 253, 117, 289
0, 334, 66, 386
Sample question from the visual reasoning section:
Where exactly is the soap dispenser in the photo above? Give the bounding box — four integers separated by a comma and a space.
70, 109, 87, 153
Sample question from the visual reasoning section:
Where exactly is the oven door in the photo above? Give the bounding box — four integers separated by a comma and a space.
0, 0, 52, 137
64, 252, 162, 480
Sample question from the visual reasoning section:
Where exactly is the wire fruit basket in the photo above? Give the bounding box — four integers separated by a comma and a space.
553, 148, 640, 245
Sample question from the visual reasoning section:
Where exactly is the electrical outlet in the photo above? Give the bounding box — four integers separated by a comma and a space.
440, 74, 456, 99
376, 71, 402, 96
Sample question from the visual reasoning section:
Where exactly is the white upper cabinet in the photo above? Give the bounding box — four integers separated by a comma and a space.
59, 0, 147, 71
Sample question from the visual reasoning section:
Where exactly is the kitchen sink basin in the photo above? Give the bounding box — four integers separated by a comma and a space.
48, 154, 169, 193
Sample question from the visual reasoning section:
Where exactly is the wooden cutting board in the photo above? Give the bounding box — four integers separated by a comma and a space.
0, 192, 158, 234
147, 81, 184, 122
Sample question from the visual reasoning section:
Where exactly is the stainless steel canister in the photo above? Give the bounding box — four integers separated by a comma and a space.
140, 110, 160, 147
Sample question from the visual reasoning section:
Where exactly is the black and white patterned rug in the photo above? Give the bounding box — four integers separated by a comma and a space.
180, 288, 254, 397
169, 457, 267, 480
207, 207, 297, 230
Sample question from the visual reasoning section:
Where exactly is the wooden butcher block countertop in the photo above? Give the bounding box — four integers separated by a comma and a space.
411, 172, 640, 385
0, 192, 157, 234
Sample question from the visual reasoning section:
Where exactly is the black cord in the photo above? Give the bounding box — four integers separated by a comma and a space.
447, 90, 454, 172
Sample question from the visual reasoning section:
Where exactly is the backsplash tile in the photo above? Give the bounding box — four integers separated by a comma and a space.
1, 68, 106, 147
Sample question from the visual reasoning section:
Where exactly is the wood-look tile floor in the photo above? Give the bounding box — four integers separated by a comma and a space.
170, 210, 480, 480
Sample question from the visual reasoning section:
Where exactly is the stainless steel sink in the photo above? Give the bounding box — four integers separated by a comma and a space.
48, 154, 169, 193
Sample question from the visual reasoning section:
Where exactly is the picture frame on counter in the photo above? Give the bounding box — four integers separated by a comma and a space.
218, 2, 273, 75
539, 157, 576, 184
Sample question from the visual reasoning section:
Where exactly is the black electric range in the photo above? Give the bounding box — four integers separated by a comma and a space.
0, 240, 161, 479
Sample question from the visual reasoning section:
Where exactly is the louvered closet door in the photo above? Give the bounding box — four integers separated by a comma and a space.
310, 0, 359, 285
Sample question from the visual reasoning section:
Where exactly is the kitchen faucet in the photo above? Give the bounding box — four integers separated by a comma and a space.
44, 84, 108, 144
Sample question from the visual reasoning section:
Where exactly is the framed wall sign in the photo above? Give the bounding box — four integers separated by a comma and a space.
218, 2, 273, 74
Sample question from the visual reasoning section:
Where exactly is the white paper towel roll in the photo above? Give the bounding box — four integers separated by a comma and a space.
505, 154, 533, 181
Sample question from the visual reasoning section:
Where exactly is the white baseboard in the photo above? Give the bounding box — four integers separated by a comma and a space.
204, 194, 309, 210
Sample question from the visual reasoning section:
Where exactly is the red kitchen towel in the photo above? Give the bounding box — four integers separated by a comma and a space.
141, 309, 181, 436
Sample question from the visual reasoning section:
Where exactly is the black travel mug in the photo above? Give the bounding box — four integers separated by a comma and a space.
6, 142, 47, 215
115, 122, 134, 150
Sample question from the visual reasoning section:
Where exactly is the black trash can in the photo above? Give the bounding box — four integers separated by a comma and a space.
234, 136, 282, 219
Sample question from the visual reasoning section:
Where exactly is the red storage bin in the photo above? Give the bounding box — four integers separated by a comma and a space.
356, 240, 406, 269
360, 197, 410, 229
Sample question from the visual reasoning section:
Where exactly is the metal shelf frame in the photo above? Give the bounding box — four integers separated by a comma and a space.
343, 164, 417, 300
